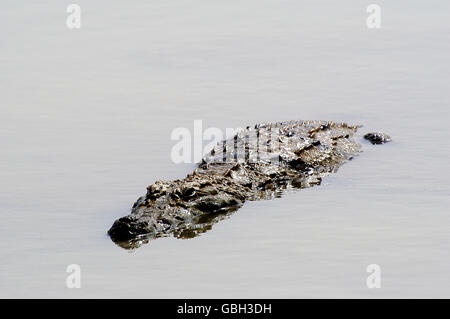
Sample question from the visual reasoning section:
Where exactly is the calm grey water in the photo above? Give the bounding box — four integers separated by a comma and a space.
1, 1, 450, 298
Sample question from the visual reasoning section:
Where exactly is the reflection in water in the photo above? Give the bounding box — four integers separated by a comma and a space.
111, 205, 241, 250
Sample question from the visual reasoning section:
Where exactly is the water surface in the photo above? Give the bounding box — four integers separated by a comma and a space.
1, 0, 450, 298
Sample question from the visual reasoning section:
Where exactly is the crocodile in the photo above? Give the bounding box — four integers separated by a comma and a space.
108, 120, 390, 249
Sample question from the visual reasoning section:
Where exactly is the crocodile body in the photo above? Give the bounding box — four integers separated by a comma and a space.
108, 120, 367, 249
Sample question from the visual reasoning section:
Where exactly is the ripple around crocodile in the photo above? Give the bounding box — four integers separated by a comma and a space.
107, 120, 390, 249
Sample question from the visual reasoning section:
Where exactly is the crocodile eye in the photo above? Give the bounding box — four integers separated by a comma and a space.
285, 131, 294, 137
